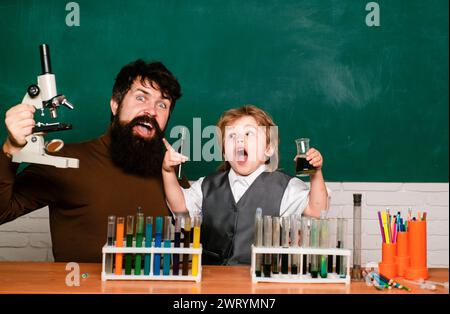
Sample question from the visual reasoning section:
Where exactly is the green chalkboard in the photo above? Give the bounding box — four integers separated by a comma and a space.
0, 0, 448, 182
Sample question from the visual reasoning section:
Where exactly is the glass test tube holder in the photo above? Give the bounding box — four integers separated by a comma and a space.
251, 245, 351, 284
101, 239, 202, 282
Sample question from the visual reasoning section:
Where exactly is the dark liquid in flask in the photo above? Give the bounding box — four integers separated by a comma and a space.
296, 156, 316, 176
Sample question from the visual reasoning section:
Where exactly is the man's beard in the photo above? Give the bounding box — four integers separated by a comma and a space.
109, 114, 165, 177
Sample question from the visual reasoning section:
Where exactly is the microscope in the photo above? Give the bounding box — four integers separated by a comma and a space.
12, 44, 79, 168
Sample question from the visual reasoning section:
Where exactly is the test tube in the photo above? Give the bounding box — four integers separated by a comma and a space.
172, 215, 181, 275
319, 218, 329, 278
336, 218, 347, 277
281, 216, 290, 274
310, 218, 320, 278
182, 215, 191, 275
301, 217, 311, 274
327, 218, 336, 273
134, 210, 144, 275
254, 208, 263, 277
263, 216, 272, 277
272, 217, 281, 274
144, 216, 153, 275
125, 215, 134, 275
177, 128, 186, 179
114, 217, 125, 275
352, 194, 363, 280
290, 215, 300, 275
163, 216, 172, 275
191, 215, 201, 276
154, 216, 163, 275
105, 215, 116, 274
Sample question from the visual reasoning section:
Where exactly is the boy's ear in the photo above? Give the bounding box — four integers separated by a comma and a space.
265, 144, 275, 158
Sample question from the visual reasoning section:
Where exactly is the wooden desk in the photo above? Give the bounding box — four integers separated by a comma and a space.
0, 262, 448, 294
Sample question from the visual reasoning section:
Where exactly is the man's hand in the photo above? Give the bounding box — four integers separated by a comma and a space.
3, 103, 36, 155
162, 138, 188, 173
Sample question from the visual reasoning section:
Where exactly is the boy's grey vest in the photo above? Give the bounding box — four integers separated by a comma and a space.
200, 170, 292, 265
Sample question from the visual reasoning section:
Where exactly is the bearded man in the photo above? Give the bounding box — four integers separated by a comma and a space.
0, 60, 183, 262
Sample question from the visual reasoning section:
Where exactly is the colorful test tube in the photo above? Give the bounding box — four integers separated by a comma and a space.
182, 216, 191, 275
134, 210, 144, 275
281, 216, 290, 274
191, 216, 201, 276
144, 216, 153, 275
163, 216, 172, 275
172, 215, 181, 275
115, 217, 125, 275
263, 216, 272, 277
125, 215, 134, 275
153, 216, 163, 275
254, 208, 263, 277
106, 215, 116, 274
290, 215, 300, 275
272, 217, 281, 274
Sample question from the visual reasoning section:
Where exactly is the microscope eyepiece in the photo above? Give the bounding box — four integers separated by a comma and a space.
39, 44, 52, 74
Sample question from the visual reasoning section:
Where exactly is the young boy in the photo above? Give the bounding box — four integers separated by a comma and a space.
162, 105, 329, 265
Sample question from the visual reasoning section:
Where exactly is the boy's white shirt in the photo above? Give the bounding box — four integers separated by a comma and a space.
170, 164, 331, 219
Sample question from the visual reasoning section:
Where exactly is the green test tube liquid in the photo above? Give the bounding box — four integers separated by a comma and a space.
134, 210, 144, 275
125, 215, 134, 275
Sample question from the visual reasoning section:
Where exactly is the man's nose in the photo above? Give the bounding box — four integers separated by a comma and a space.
144, 103, 157, 116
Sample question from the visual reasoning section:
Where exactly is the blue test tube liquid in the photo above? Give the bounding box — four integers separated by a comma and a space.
144, 216, 153, 275
153, 216, 163, 275
163, 216, 172, 276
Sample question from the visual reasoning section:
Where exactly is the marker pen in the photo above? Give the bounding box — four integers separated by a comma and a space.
114, 217, 125, 275
106, 215, 116, 274
163, 216, 172, 275
153, 216, 163, 275
125, 215, 134, 275
144, 216, 153, 275
182, 215, 191, 275
134, 210, 144, 275
191, 215, 201, 276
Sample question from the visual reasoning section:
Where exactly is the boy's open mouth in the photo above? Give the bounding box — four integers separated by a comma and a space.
236, 147, 248, 164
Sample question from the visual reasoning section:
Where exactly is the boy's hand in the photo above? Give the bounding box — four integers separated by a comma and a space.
294, 148, 323, 170
162, 138, 189, 173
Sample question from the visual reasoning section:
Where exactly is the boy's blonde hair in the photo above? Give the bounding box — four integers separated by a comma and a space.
217, 105, 279, 172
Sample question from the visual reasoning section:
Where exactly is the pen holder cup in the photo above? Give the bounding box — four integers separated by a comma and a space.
378, 243, 397, 279
405, 220, 428, 280
394, 231, 410, 277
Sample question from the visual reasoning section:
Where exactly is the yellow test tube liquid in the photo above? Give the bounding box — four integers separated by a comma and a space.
191, 216, 201, 276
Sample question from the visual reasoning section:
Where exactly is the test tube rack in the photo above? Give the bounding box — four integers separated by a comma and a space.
101, 241, 202, 282
251, 245, 351, 284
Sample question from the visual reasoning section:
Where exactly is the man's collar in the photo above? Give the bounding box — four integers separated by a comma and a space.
228, 164, 267, 187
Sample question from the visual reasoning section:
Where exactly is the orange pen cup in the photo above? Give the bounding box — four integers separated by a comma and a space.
378, 243, 398, 279
395, 231, 410, 277
405, 220, 428, 280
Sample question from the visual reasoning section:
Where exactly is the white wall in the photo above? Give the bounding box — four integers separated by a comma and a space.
0, 182, 448, 267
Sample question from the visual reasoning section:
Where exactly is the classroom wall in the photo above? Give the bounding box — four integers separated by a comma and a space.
0, 182, 448, 267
